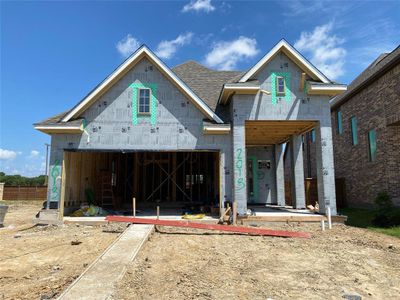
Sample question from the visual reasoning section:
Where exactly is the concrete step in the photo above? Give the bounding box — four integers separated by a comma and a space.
35, 209, 62, 225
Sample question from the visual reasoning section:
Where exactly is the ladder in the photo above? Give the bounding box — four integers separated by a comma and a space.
100, 171, 114, 208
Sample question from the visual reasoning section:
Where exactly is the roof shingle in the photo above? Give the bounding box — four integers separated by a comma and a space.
172, 60, 242, 110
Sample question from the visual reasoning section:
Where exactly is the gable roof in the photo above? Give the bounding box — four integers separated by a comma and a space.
61, 45, 224, 124
331, 45, 400, 109
239, 39, 331, 83
172, 61, 241, 111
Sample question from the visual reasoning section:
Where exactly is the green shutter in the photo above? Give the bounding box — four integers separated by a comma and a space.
368, 130, 377, 161
350, 117, 358, 145
337, 110, 343, 134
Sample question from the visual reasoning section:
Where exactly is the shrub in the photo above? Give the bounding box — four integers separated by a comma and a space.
372, 192, 400, 227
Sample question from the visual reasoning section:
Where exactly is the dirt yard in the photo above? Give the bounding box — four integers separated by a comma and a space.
0, 202, 121, 300
116, 223, 400, 300
1, 203, 400, 299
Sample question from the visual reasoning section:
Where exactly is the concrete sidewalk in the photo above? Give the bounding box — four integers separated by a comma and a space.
58, 224, 154, 300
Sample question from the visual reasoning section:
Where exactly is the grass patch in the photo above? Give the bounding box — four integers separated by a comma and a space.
340, 207, 400, 238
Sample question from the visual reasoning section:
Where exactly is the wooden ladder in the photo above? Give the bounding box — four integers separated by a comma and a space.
101, 172, 114, 209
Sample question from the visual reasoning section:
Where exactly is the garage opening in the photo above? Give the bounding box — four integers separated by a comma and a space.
61, 151, 220, 217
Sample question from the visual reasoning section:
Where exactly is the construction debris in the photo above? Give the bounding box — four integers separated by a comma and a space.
105, 216, 312, 238
70, 205, 108, 217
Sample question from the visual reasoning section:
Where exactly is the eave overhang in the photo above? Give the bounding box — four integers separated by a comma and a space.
34, 125, 83, 135
218, 84, 261, 105
203, 122, 231, 135
307, 82, 347, 96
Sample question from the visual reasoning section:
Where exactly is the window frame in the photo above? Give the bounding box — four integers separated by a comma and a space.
336, 110, 343, 134
137, 88, 151, 115
276, 76, 286, 96
368, 129, 377, 162
350, 116, 358, 145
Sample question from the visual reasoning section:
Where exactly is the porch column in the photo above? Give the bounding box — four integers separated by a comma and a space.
232, 120, 247, 215
47, 141, 63, 210
290, 135, 306, 209
315, 121, 337, 215
275, 143, 285, 206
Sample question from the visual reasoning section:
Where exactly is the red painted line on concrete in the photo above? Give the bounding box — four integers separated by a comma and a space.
105, 216, 311, 239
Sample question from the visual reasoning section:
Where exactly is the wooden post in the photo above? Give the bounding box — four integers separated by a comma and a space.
172, 153, 177, 201
132, 197, 136, 217
232, 201, 237, 225
299, 72, 306, 91
59, 152, 68, 221
157, 206, 160, 220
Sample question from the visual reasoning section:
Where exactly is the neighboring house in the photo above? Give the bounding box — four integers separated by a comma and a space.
34, 39, 346, 219
331, 46, 400, 207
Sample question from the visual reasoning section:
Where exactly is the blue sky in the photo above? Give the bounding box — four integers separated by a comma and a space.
1, 0, 399, 176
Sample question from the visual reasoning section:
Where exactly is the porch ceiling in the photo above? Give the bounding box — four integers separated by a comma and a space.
245, 120, 317, 145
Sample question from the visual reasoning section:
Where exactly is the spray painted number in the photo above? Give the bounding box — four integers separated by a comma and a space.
235, 148, 245, 191
50, 159, 61, 200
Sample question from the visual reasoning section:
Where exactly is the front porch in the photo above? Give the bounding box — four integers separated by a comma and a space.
233, 120, 337, 216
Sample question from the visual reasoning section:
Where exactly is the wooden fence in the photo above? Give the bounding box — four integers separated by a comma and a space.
285, 178, 346, 209
1, 178, 346, 207
2, 186, 48, 201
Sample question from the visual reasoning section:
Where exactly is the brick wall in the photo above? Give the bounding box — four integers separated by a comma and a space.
331, 63, 400, 207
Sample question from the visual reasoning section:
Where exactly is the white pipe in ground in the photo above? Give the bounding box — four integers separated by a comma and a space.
327, 206, 332, 230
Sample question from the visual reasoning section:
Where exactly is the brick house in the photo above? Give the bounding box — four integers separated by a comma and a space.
330, 46, 400, 207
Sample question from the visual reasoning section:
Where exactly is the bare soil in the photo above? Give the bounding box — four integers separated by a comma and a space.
0, 202, 121, 300
115, 223, 400, 300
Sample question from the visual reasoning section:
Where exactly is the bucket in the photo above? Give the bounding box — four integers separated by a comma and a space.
0, 205, 8, 227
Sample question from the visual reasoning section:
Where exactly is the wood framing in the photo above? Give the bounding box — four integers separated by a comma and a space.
299, 72, 306, 91
245, 120, 317, 145
59, 152, 68, 220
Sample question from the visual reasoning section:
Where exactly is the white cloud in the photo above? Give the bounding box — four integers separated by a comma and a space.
294, 22, 346, 80
205, 36, 259, 70
29, 150, 40, 158
182, 0, 215, 13
155, 32, 193, 59
116, 34, 140, 58
0, 149, 17, 160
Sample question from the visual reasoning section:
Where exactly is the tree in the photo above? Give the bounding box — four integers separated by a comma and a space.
0, 173, 46, 186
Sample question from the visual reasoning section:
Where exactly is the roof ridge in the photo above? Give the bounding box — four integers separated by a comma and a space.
172, 60, 242, 73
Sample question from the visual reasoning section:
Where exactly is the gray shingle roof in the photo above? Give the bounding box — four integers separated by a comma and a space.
331, 46, 400, 108
172, 60, 242, 110
34, 111, 70, 126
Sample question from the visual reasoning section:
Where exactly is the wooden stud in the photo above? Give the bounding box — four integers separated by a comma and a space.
232, 201, 237, 225
172, 153, 177, 201
59, 152, 68, 220
300, 72, 306, 91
